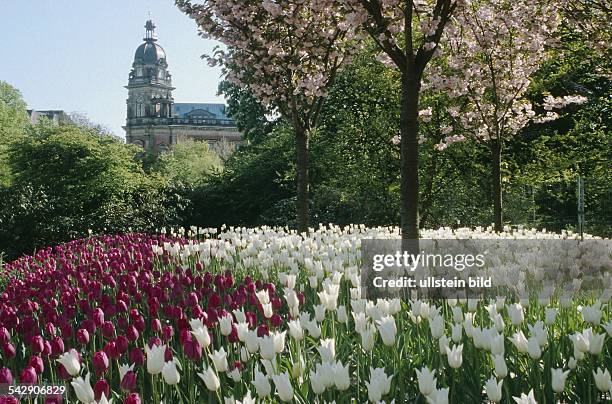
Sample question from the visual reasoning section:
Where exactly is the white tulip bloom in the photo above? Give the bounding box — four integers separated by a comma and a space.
551, 368, 570, 393
199, 366, 220, 392
272, 372, 294, 402
509, 331, 529, 354
209, 347, 229, 372
512, 389, 537, 404
485, 376, 503, 402
416, 366, 436, 396
245, 330, 260, 353
71, 373, 95, 404
310, 368, 327, 395
582, 301, 603, 325
319, 338, 336, 363
507, 303, 524, 326
376, 315, 397, 346
544, 307, 558, 326
332, 361, 350, 390
162, 359, 181, 385
493, 355, 508, 379
259, 335, 276, 360
593, 368, 611, 392
451, 323, 462, 343
57, 349, 81, 377
360, 325, 376, 352
288, 320, 304, 341
446, 344, 463, 369
430, 315, 445, 339
426, 387, 449, 404
145, 344, 166, 375
219, 314, 233, 336
527, 335, 542, 359
192, 325, 211, 349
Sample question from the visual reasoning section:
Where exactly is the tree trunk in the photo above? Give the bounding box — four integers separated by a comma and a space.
491, 140, 503, 232
400, 70, 421, 241
295, 126, 309, 234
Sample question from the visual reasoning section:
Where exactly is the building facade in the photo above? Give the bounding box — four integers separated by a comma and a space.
124, 20, 241, 154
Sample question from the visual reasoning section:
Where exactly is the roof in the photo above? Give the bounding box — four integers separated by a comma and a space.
134, 42, 166, 66
173, 103, 232, 120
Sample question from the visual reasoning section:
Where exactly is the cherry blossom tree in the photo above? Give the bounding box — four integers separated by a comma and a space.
425, 0, 587, 231
338, 0, 462, 240
175, 0, 361, 233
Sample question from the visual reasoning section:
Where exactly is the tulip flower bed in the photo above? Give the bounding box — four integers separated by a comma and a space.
0, 226, 610, 403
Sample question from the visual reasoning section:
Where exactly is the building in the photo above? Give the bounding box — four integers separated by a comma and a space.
27, 110, 70, 125
124, 20, 241, 154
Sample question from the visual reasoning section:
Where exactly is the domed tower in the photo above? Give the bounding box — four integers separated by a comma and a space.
125, 20, 175, 152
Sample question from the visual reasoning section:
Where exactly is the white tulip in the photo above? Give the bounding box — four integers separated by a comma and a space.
319, 338, 336, 363
252, 369, 272, 400
209, 347, 229, 372
452, 306, 463, 324
593, 368, 611, 392
191, 326, 211, 349
551, 368, 570, 393
337, 305, 348, 323
544, 307, 557, 325
416, 366, 436, 396
162, 359, 181, 385
527, 335, 542, 359
145, 344, 166, 375
259, 335, 276, 360
261, 302, 273, 318
376, 315, 397, 346
493, 355, 508, 379
430, 315, 445, 339
603, 320, 612, 337
333, 361, 351, 390
509, 331, 528, 354
310, 369, 327, 395
314, 304, 327, 322
245, 330, 259, 353
582, 301, 603, 325
236, 322, 249, 342
119, 363, 134, 382
199, 366, 220, 392
219, 314, 233, 336
512, 389, 537, 404
507, 303, 524, 326
57, 349, 81, 377
71, 373, 95, 404
426, 387, 449, 404
446, 344, 463, 369
485, 376, 503, 402
567, 357, 577, 370
360, 325, 376, 352
451, 323, 462, 343
288, 320, 304, 341
587, 331, 605, 355
439, 335, 450, 355
272, 372, 294, 402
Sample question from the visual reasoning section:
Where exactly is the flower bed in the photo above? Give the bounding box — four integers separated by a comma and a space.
0, 226, 610, 403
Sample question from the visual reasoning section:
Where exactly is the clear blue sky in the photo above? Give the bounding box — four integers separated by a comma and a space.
0, 0, 225, 138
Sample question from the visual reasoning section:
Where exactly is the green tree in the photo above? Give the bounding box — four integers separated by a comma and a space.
0, 121, 182, 258
0, 81, 30, 186
151, 139, 222, 187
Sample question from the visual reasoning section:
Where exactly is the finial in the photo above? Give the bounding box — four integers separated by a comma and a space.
144, 18, 157, 42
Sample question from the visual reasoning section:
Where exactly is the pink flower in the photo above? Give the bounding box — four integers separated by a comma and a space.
29, 355, 44, 374
76, 329, 89, 345
93, 351, 109, 374
124, 393, 141, 404
94, 379, 109, 401
0, 368, 13, 384
120, 371, 137, 392
30, 335, 44, 353
19, 367, 37, 384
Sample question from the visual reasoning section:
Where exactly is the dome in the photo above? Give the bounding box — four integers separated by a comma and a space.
134, 42, 166, 66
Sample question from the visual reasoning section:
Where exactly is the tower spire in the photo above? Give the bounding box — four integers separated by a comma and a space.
144, 19, 157, 42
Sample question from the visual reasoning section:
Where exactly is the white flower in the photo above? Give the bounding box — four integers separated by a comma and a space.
366, 367, 393, 402
570, 329, 590, 353
439, 335, 450, 355
451, 323, 462, 343
593, 368, 611, 392
71, 373, 95, 403
162, 359, 181, 385
199, 366, 220, 392
145, 344, 166, 375
252, 368, 271, 399
416, 366, 436, 396
430, 315, 445, 339
376, 315, 397, 346
272, 372, 294, 402
490, 333, 505, 356
337, 305, 348, 323
261, 302, 273, 318
551, 368, 570, 393
209, 347, 229, 372
493, 355, 508, 379
544, 307, 557, 325
57, 349, 81, 376
527, 335, 542, 359
567, 357, 577, 370
245, 330, 259, 353
507, 303, 524, 326
513, 389, 537, 404
259, 335, 276, 360
191, 325, 211, 349
603, 320, 612, 337
314, 304, 327, 322
319, 338, 336, 363
219, 314, 233, 336
360, 325, 376, 352
446, 344, 463, 369
288, 320, 304, 341
310, 368, 327, 395
509, 331, 528, 353
587, 331, 605, 355
485, 376, 503, 402
228, 367, 241, 382
353, 312, 368, 334
582, 301, 603, 325
333, 361, 351, 391
236, 322, 249, 342
426, 387, 449, 404
256, 290, 270, 305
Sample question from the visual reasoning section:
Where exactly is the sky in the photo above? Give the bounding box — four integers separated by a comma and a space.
0, 0, 225, 138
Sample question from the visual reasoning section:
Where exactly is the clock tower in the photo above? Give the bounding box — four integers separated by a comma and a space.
124, 20, 175, 152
